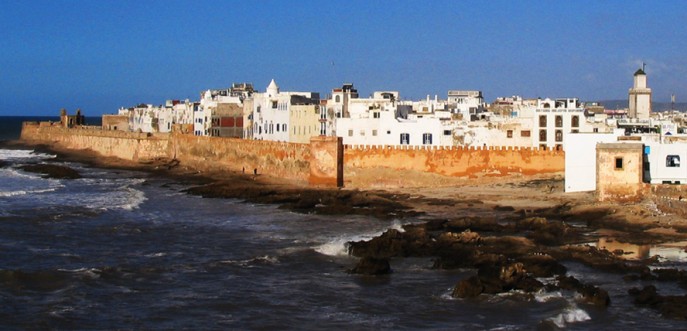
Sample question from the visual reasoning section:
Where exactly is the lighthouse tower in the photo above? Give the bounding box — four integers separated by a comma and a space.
628, 67, 651, 119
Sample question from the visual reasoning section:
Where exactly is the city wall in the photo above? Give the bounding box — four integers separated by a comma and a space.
20, 122, 170, 161
20, 122, 565, 188
343, 144, 564, 187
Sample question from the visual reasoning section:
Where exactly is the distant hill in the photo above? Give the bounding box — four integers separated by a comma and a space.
592, 100, 687, 112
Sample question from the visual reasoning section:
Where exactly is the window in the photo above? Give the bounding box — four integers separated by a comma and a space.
272, 101, 277, 109
539, 115, 547, 127
335, 95, 340, 103
372, 130, 378, 136
555, 144, 563, 151
521, 130, 531, 137
555, 130, 563, 142
571, 129, 579, 133
572, 115, 579, 128
539, 129, 547, 142
615, 157, 623, 170
277, 124, 280, 132
443, 130, 451, 136
400, 133, 410, 145
348, 129, 353, 137
593, 128, 599, 133
283, 124, 286, 132
422, 133, 432, 145
555, 115, 563, 128
373, 112, 380, 119
507, 130, 513, 138
387, 130, 391, 134
360, 130, 365, 136
667, 155, 681, 167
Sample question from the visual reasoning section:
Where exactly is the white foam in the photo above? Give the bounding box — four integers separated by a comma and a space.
548, 306, 591, 328
0, 187, 59, 197
534, 290, 563, 303
219, 255, 279, 267
314, 221, 407, 256
0, 149, 55, 160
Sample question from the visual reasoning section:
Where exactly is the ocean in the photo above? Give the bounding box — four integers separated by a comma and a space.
1, 119, 686, 329
0, 116, 102, 141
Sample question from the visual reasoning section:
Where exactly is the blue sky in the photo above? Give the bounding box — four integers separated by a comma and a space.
1, 0, 686, 116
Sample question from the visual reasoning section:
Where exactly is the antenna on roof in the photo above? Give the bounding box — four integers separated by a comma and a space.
642, 62, 646, 72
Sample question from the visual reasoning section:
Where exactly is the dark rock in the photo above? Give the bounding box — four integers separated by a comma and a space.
452, 275, 483, 298
519, 254, 567, 277
630, 285, 661, 306
629, 285, 687, 319
349, 257, 391, 275
436, 230, 481, 245
444, 216, 502, 232
556, 275, 610, 307
19, 164, 81, 179
348, 229, 406, 258
474, 262, 544, 294
0, 160, 7, 168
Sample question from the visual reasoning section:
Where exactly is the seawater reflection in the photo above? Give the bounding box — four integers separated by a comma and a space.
596, 237, 687, 262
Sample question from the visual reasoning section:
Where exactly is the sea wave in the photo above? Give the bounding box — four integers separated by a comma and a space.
547, 305, 591, 328
314, 220, 407, 256
0, 148, 56, 160
0, 187, 60, 197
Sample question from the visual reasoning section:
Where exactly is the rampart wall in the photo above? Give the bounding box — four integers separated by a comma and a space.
171, 133, 311, 181
20, 122, 170, 161
20, 122, 565, 188
344, 144, 564, 181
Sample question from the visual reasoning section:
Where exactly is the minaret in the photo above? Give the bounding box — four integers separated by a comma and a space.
628, 67, 652, 119
266, 79, 279, 97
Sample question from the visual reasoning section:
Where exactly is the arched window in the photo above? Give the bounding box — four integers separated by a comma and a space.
555, 130, 563, 142
571, 115, 579, 128
539, 129, 547, 142
539, 115, 547, 127
555, 115, 563, 128
335, 95, 340, 103
283, 124, 287, 132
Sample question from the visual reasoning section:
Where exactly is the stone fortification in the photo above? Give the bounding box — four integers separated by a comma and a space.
21, 122, 170, 161
344, 144, 564, 187
171, 132, 311, 181
20, 122, 565, 188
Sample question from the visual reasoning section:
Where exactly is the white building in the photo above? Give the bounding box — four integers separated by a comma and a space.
120, 104, 174, 133
331, 85, 459, 147
447, 90, 486, 120
250, 79, 319, 142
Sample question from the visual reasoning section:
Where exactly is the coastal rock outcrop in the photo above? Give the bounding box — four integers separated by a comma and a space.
349, 257, 392, 275
19, 164, 81, 179
629, 285, 687, 319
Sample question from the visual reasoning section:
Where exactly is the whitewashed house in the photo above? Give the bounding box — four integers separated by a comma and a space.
250, 79, 319, 142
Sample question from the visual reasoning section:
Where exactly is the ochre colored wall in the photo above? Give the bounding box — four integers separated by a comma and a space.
171, 133, 311, 181
20, 123, 565, 187
309, 136, 342, 186
596, 144, 645, 202
20, 122, 170, 161
21, 122, 312, 182
343, 145, 564, 186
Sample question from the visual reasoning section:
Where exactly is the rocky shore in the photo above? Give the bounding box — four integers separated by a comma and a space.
5, 140, 687, 320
